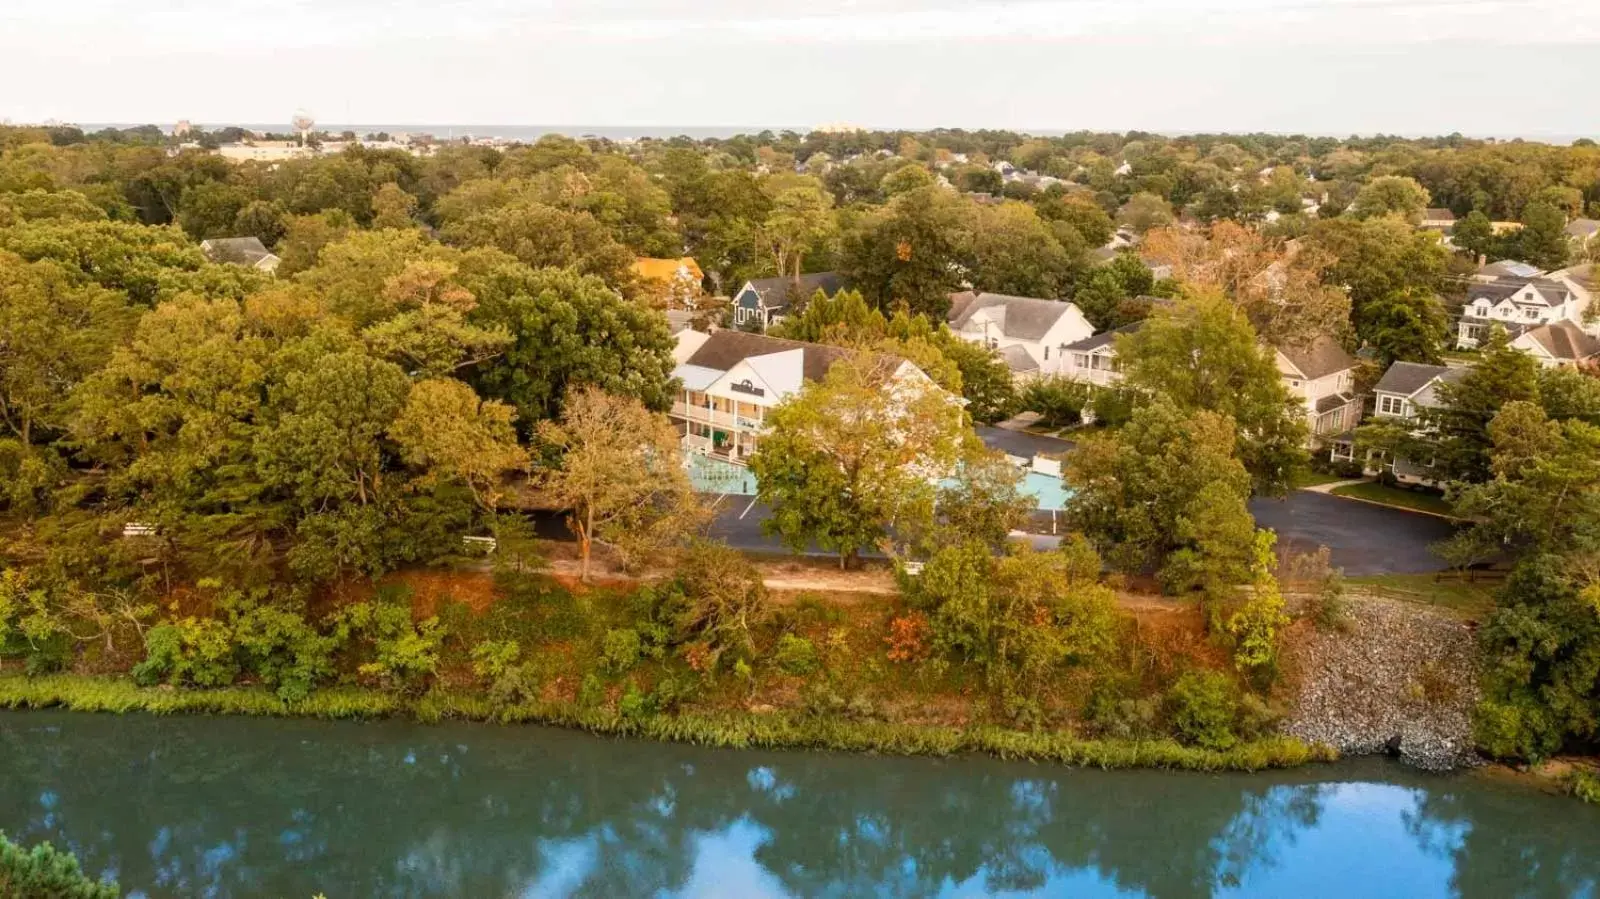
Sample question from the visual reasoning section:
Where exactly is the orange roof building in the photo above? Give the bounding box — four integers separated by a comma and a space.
633, 257, 704, 284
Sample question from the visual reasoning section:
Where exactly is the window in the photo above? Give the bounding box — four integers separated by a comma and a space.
1043, 346, 1050, 361
1525, 308, 1539, 320
1073, 353, 1090, 370
1378, 395, 1406, 417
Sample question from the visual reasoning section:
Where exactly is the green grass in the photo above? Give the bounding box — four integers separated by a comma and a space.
1290, 469, 1349, 489
1345, 573, 1498, 618
1330, 481, 1456, 517
0, 674, 1336, 773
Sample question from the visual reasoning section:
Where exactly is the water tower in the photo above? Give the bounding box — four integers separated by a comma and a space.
291, 109, 316, 146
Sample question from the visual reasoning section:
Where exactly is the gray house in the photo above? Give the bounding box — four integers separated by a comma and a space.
1332, 361, 1467, 483
732, 272, 848, 332
200, 237, 281, 275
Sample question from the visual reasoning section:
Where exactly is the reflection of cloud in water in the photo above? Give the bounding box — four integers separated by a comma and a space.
517, 834, 601, 898
746, 766, 796, 801
1216, 782, 1459, 898
670, 817, 790, 898
935, 859, 1144, 898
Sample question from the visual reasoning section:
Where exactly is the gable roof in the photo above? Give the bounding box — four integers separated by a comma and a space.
742, 272, 848, 312
201, 236, 275, 266
1276, 334, 1357, 380
946, 292, 1082, 341
680, 330, 890, 385
1520, 320, 1600, 362
1465, 277, 1571, 308
1566, 218, 1600, 239
999, 344, 1039, 373
1421, 208, 1456, 223
1060, 320, 1146, 353
1478, 260, 1544, 280
633, 257, 704, 283
1373, 361, 1465, 397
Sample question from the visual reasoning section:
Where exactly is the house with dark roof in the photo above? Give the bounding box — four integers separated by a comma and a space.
668, 329, 948, 463
1059, 321, 1145, 386
1273, 335, 1362, 440
1457, 276, 1587, 349
731, 272, 848, 332
1331, 360, 1469, 482
946, 291, 1094, 380
199, 237, 280, 274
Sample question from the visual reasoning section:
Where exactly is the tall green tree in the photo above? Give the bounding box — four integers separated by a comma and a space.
1117, 294, 1309, 492
751, 356, 972, 568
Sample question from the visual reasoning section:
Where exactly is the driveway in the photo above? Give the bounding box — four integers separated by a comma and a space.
975, 426, 1074, 459
1249, 492, 1457, 575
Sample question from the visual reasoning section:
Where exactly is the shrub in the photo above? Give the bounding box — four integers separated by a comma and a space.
1569, 770, 1600, 804
132, 618, 239, 688
470, 640, 539, 706
884, 613, 931, 664
1167, 670, 1240, 751
1086, 675, 1160, 740
231, 604, 340, 702
772, 634, 820, 676
600, 628, 643, 674
1021, 377, 1093, 429
0, 830, 118, 898
336, 597, 444, 692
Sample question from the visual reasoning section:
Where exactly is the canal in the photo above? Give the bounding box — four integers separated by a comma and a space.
2, 710, 1597, 897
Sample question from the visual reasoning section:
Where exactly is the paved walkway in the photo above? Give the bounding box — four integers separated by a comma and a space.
1299, 478, 1367, 494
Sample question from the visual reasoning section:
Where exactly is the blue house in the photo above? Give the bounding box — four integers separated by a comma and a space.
732, 272, 848, 331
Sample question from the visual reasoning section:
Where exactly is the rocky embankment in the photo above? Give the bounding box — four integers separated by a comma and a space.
1282, 592, 1480, 771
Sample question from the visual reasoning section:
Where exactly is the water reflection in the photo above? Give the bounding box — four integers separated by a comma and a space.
1, 711, 1598, 898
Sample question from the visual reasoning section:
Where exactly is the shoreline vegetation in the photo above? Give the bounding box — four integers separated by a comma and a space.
0, 673, 1332, 772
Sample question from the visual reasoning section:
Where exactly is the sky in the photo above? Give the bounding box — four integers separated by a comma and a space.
3, 0, 1597, 137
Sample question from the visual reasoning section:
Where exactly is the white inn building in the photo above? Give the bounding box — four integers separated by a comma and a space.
669, 330, 944, 463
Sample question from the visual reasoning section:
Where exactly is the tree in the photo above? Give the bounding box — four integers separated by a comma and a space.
759, 181, 836, 279
963, 201, 1080, 298
0, 830, 118, 898
1117, 191, 1175, 234
841, 185, 970, 319
1142, 221, 1349, 347
1509, 200, 1570, 271
1350, 175, 1430, 223
274, 210, 354, 276
1424, 326, 1540, 483
536, 387, 703, 581
359, 259, 513, 377
1447, 401, 1600, 557
1117, 294, 1309, 492
901, 538, 1119, 708
439, 200, 633, 285
232, 200, 287, 248
463, 260, 677, 425
390, 378, 529, 510
1358, 287, 1450, 366
1036, 193, 1114, 248
1065, 398, 1260, 594
1451, 210, 1496, 260
1306, 215, 1448, 348
751, 356, 972, 568
371, 182, 419, 229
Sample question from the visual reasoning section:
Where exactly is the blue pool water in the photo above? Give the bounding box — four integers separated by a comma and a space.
685, 453, 1073, 511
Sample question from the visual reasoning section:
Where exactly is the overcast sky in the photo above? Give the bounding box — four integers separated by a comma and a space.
3, 0, 1596, 137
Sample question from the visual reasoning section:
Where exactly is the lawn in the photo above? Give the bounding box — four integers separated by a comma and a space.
1331, 481, 1456, 518
1344, 572, 1499, 619
1289, 469, 1350, 489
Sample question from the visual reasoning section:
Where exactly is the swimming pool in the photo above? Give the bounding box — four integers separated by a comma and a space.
683, 452, 1073, 511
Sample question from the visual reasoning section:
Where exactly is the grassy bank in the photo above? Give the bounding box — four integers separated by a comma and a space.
1330, 481, 1456, 518
0, 674, 1335, 773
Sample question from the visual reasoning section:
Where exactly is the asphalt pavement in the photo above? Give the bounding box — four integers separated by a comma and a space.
974, 425, 1075, 459
701, 491, 1456, 575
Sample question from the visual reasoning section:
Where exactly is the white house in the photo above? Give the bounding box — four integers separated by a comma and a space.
1510, 320, 1600, 368
946, 291, 1095, 380
669, 330, 946, 464
1331, 361, 1467, 482
1275, 336, 1363, 441
1060, 321, 1145, 387
1457, 276, 1588, 349
199, 237, 280, 275
1419, 208, 1457, 232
